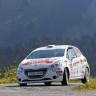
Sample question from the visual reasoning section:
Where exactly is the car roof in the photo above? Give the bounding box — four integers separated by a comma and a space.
33, 45, 74, 51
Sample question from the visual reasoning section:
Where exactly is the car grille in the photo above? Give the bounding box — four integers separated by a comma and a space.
24, 68, 47, 79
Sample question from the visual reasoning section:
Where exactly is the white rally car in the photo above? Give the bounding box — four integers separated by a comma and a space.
16, 45, 90, 86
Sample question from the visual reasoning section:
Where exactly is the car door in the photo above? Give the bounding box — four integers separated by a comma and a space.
67, 47, 81, 79
74, 47, 85, 77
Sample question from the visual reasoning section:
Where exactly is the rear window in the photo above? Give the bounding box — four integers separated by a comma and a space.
27, 49, 65, 59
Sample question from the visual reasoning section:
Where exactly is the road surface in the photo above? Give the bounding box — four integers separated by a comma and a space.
0, 83, 96, 96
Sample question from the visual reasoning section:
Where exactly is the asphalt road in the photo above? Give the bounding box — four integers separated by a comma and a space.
0, 83, 96, 96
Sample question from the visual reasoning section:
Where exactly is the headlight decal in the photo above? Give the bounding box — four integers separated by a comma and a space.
49, 61, 62, 69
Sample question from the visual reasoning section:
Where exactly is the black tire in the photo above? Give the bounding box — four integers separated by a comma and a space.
44, 82, 52, 86
61, 68, 69, 86
19, 83, 27, 86
81, 68, 89, 84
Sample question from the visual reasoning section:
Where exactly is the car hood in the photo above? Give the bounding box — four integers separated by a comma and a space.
20, 57, 63, 69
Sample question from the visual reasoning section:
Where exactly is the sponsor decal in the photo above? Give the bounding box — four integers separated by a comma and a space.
70, 64, 72, 68
64, 60, 67, 65
81, 59, 86, 64
73, 60, 79, 66
56, 70, 63, 75
21, 60, 54, 66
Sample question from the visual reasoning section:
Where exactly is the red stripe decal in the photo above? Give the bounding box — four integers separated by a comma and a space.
21, 60, 54, 66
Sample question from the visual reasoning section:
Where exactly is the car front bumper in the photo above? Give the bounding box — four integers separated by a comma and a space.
16, 68, 64, 84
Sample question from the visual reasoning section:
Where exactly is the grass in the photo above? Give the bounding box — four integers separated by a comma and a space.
69, 79, 81, 83
74, 77, 96, 91
0, 65, 17, 84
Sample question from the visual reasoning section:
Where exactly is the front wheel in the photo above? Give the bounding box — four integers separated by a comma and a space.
81, 68, 89, 84
44, 82, 52, 86
61, 69, 69, 86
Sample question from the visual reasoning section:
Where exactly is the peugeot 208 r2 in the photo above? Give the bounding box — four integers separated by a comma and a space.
16, 45, 90, 86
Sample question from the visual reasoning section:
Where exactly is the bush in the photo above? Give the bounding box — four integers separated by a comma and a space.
0, 65, 17, 84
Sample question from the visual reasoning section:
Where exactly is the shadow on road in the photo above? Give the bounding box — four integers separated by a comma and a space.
5, 83, 82, 88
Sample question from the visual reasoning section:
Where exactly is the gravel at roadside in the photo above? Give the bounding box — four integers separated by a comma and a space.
0, 83, 96, 96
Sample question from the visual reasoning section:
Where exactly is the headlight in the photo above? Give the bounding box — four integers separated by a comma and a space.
49, 61, 62, 68
17, 65, 24, 73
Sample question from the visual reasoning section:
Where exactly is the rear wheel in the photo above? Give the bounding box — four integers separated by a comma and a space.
44, 82, 52, 86
61, 68, 69, 86
19, 83, 27, 86
81, 68, 89, 84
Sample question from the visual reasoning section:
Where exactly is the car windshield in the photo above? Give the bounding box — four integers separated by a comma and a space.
27, 49, 65, 59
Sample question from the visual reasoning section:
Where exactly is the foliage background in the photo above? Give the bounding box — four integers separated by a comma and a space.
0, 35, 96, 76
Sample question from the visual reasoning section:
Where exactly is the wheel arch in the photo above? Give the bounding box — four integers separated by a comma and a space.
86, 66, 90, 75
